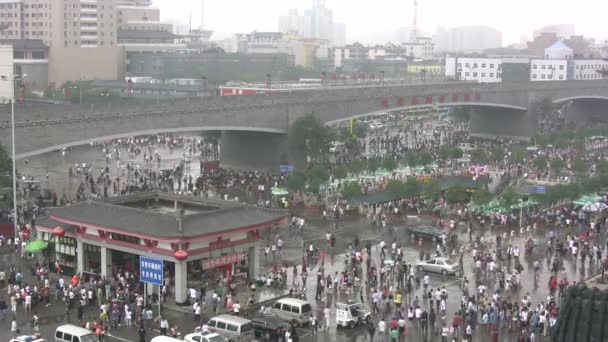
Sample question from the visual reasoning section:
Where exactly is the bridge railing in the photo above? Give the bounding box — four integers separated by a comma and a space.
1, 79, 607, 127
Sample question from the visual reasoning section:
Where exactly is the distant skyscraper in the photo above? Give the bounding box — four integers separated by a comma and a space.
433, 26, 502, 53
534, 25, 575, 39
277, 0, 345, 45
279, 9, 301, 33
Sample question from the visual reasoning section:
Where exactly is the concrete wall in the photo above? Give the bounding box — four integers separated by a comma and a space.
469, 106, 534, 140
48, 46, 124, 85
564, 98, 608, 125
18, 63, 48, 90
0, 45, 13, 102
220, 131, 288, 171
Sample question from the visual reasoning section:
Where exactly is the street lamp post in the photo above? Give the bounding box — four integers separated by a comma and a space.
3, 73, 28, 240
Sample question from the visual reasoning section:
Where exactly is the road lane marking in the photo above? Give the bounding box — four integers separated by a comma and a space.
106, 334, 132, 342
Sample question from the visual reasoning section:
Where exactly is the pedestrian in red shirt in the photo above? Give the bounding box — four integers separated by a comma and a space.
452, 312, 462, 337
390, 317, 398, 330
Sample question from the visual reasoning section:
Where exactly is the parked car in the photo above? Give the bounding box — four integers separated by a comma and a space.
336, 302, 372, 328
263, 298, 312, 326
405, 225, 445, 241
184, 331, 227, 342
415, 257, 461, 276
251, 316, 290, 340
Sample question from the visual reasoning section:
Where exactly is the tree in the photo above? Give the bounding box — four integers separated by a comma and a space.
367, 157, 381, 174
418, 151, 433, 166
472, 186, 492, 204
386, 180, 406, 198
470, 148, 488, 164
451, 106, 470, 122
490, 146, 505, 162
404, 177, 421, 197
382, 158, 397, 172
511, 146, 527, 164
550, 158, 565, 173
425, 179, 442, 201
308, 177, 323, 194
533, 156, 548, 170
438, 146, 463, 160
0, 144, 12, 187
347, 160, 365, 176
342, 182, 362, 198
288, 113, 334, 164
598, 160, 608, 175
405, 152, 418, 167
445, 186, 469, 204
308, 166, 329, 183
333, 165, 348, 180
286, 171, 306, 192
501, 186, 519, 208
573, 159, 588, 176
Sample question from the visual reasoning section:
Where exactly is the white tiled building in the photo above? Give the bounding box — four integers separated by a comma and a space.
530, 60, 568, 81
570, 60, 608, 80
445, 57, 502, 83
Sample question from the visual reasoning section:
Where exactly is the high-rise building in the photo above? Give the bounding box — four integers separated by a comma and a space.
277, 0, 345, 46
0, 0, 122, 85
0, 0, 117, 48
534, 25, 575, 39
433, 26, 502, 53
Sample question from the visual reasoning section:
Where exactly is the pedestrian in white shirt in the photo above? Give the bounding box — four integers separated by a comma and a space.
323, 306, 330, 330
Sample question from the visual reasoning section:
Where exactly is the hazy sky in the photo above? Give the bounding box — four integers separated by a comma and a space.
152, 0, 606, 45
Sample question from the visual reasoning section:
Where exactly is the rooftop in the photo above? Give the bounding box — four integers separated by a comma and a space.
43, 192, 287, 239
547, 41, 572, 50
117, 29, 181, 40
0, 39, 47, 51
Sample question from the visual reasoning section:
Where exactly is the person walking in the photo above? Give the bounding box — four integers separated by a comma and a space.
323, 306, 330, 330
378, 318, 387, 342
32, 312, 39, 333
159, 317, 169, 335
138, 325, 147, 342
310, 314, 318, 335
11, 316, 18, 336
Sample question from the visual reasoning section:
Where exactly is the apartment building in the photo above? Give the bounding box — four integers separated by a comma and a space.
0, 0, 116, 48
445, 57, 503, 83
0, 0, 121, 85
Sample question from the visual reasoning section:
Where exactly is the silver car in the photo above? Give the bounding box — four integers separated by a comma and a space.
416, 257, 461, 276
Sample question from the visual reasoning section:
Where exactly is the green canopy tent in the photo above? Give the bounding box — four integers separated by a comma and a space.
25, 240, 48, 253
271, 187, 289, 196
573, 194, 601, 206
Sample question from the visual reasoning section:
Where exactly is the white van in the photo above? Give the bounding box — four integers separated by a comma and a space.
151, 337, 182, 342
265, 298, 312, 325
208, 314, 254, 342
54, 325, 96, 342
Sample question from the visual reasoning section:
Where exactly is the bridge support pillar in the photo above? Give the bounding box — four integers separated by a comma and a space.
564, 99, 608, 126
220, 131, 288, 171
469, 107, 534, 141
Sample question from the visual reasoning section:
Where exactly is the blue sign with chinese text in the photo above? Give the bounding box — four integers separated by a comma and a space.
531, 185, 546, 194
139, 256, 164, 286
280, 165, 295, 173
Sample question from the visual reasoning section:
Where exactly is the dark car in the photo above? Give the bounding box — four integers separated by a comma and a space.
251, 315, 290, 340
405, 225, 445, 241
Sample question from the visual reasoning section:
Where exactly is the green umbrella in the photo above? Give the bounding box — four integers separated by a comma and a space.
25, 240, 48, 253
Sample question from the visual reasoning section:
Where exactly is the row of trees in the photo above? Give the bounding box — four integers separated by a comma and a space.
44, 81, 120, 104
533, 125, 608, 150
534, 170, 608, 205
0, 144, 11, 187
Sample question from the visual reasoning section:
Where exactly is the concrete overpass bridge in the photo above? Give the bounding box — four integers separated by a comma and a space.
1, 80, 608, 169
